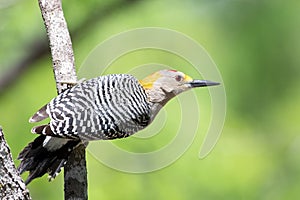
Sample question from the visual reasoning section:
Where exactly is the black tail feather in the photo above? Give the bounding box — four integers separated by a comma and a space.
18, 135, 80, 185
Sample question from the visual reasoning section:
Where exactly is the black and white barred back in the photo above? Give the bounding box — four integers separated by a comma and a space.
18, 74, 151, 184
46, 74, 150, 140
36, 74, 151, 140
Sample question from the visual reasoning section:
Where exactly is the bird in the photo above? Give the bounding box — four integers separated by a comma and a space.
18, 69, 219, 184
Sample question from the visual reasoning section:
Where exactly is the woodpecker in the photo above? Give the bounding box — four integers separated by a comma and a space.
18, 69, 219, 184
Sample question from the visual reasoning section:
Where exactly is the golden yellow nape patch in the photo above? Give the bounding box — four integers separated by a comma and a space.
139, 71, 162, 89
139, 81, 153, 89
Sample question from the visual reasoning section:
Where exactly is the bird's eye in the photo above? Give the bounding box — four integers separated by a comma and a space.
175, 75, 183, 82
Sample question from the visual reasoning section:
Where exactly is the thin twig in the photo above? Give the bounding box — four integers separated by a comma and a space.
38, 0, 77, 92
37, 0, 87, 199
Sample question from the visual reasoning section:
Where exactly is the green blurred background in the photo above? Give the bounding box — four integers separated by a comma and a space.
1, 0, 300, 199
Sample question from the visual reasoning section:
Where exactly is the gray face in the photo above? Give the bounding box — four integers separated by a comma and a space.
156, 69, 219, 94
140, 69, 219, 119
152, 70, 191, 96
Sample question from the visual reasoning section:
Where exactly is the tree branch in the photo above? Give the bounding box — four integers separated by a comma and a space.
0, 126, 31, 200
37, 0, 87, 199
38, 0, 77, 92
64, 144, 87, 199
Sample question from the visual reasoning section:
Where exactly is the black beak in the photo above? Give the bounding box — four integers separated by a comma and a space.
189, 80, 220, 88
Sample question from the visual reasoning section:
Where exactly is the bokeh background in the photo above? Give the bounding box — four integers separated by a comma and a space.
1, 0, 300, 199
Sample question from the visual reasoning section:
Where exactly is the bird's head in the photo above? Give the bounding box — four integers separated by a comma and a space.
139, 69, 219, 105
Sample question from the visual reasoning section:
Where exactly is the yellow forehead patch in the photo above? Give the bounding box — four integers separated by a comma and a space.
184, 74, 193, 82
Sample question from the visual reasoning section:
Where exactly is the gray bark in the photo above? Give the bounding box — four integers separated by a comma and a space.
37, 0, 87, 199
64, 145, 88, 200
0, 126, 31, 200
38, 0, 77, 93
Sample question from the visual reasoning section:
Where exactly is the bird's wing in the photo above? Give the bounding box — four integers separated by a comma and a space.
46, 75, 151, 140
29, 104, 49, 123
